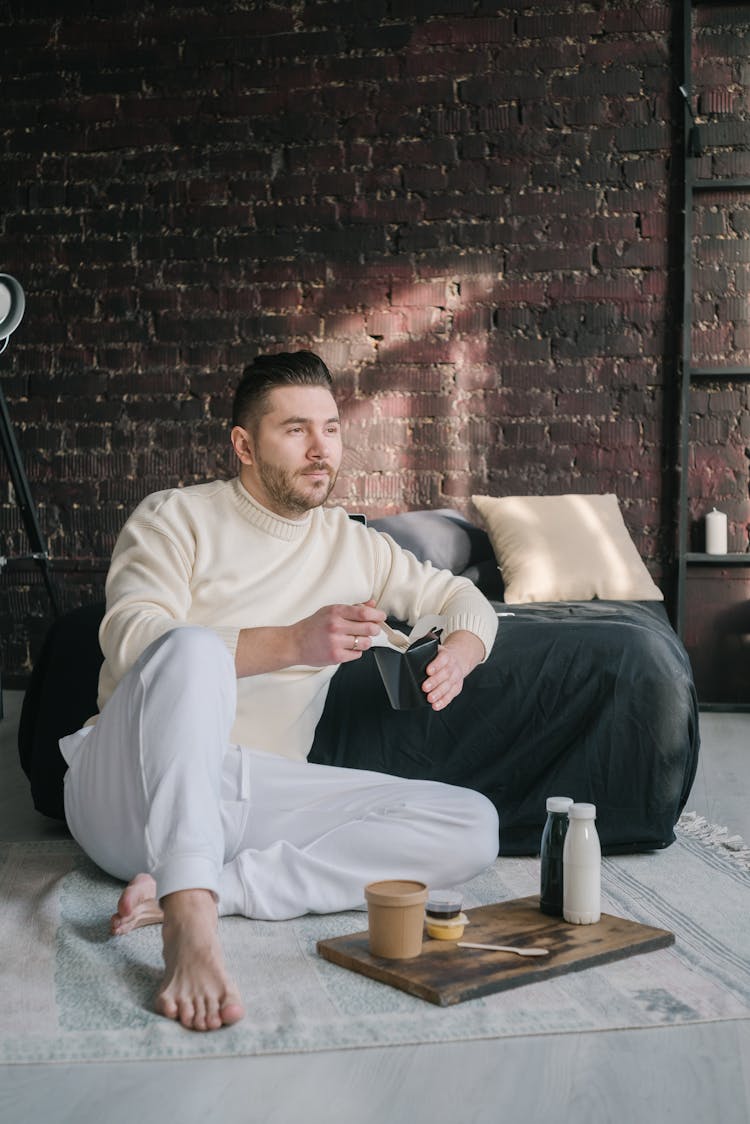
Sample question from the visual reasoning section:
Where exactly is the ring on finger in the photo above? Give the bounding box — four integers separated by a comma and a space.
352, 636, 360, 650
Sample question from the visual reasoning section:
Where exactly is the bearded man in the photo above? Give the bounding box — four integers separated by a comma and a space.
60, 350, 499, 1031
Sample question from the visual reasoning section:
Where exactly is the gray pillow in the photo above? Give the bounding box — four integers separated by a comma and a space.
369, 509, 494, 575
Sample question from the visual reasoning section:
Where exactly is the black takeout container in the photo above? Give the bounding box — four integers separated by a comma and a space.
373, 628, 441, 710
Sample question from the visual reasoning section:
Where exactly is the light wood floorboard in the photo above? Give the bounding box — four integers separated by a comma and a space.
1, 1022, 749, 1124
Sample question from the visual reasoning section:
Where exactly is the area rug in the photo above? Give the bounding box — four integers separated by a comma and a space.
1, 813, 748, 1065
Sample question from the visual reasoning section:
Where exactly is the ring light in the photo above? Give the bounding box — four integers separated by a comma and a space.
0, 275, 25, 352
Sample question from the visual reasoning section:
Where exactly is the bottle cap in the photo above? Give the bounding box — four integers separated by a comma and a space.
546, 796, 574, 813
568, 802, 597, 820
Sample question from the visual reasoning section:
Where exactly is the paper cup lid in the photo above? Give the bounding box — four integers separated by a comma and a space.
365, 880, 428, 906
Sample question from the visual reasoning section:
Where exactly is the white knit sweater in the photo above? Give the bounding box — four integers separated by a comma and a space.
96, 477, 499, 760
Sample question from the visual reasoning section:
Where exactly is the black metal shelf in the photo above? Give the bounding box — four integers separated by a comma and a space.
686, 552, 750, 565
693, 177, 750, 191
676, 0, 750, 637
688, 366, 750, 379
700, 703, 750, 713
676, 1, 750, 711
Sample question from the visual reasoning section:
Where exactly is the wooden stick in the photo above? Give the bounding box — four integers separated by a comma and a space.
457, 942, 549, 957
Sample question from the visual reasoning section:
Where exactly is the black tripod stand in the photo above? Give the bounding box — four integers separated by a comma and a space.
0, 382, 62, 617
0, 276, 62, 717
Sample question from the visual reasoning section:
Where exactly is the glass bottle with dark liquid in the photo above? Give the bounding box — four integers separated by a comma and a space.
539, 796, 573, 915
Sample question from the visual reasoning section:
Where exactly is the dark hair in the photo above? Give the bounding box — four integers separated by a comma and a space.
232, 350, 333, 432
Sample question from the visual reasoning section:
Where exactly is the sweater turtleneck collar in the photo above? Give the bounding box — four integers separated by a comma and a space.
229, 476, 314, 541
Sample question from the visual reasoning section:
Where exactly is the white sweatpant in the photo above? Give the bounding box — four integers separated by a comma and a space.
61, 627, 499, 920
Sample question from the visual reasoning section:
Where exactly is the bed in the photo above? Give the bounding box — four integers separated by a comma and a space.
18, 503, 700, 856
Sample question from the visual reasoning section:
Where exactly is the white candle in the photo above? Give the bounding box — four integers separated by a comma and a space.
705, 508, 728, 555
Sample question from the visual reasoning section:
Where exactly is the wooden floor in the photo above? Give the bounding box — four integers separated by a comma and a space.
1, 690, 748, 1124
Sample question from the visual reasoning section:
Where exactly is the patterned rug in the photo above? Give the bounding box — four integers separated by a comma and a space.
1, 813, 748, 1065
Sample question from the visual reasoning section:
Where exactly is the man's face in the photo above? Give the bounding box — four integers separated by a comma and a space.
233, 385, 343, 518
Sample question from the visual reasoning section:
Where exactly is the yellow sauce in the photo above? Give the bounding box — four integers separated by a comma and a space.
425, 913, 469, 941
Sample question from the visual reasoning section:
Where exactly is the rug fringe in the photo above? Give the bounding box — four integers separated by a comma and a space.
677, 811, 750, 871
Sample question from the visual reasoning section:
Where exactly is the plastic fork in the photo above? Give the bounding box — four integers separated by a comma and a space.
456, 941, 549, 957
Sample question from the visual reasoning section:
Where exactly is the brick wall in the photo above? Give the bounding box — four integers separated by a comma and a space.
0, 0, 744, 681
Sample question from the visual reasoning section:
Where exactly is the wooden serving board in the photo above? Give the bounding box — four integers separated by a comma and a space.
316, 895, 674, 1007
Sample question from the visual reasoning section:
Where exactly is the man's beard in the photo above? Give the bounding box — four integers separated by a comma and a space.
255, 457, 337, 516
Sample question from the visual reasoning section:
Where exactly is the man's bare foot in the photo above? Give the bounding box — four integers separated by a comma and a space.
156, 888, 245, 1032
111, 873, 164, 936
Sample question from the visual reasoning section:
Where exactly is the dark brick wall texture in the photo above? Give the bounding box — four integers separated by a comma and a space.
1, 0, 749, 682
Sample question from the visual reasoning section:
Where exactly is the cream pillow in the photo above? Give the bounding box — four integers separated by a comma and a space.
471, 493, 663, 604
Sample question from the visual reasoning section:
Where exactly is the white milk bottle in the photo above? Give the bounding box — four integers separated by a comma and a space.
562, 802, 601, 924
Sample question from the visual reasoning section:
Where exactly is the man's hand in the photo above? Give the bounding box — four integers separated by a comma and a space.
234, 600, 386, 677
422, 629, 486, 711
289, 599, 386, 667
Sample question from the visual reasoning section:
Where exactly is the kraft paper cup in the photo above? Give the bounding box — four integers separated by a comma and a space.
364, 879, 428, 959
